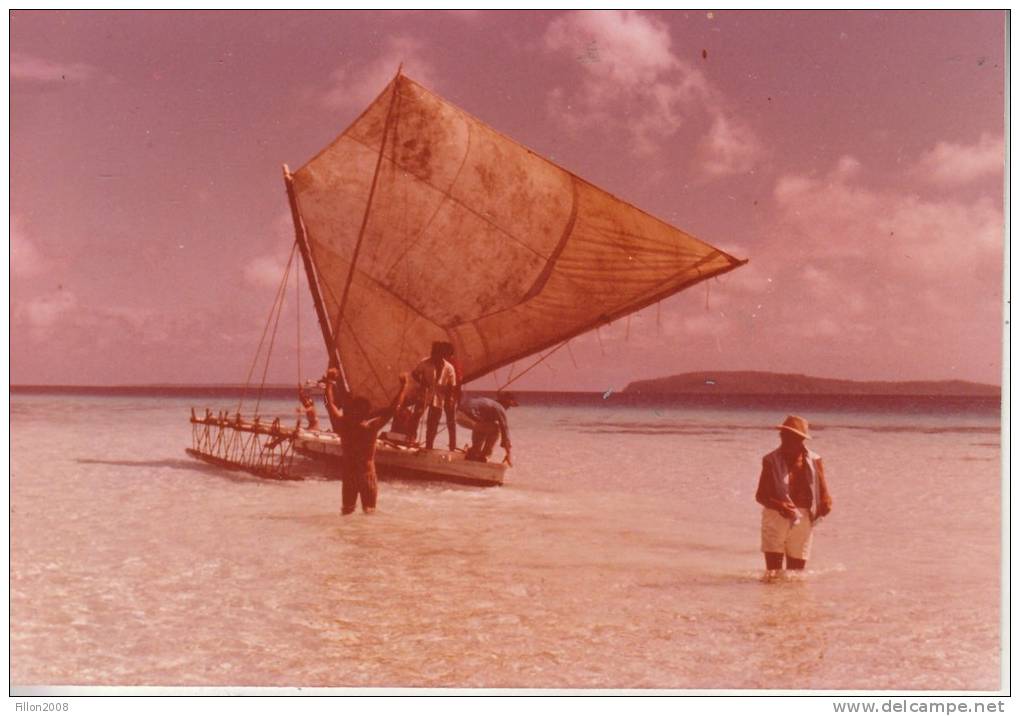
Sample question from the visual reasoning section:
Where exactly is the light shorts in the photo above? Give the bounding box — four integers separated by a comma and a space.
760, 507, 814, 560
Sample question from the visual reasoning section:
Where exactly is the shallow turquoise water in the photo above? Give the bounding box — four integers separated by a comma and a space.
9, 393, 1003, 689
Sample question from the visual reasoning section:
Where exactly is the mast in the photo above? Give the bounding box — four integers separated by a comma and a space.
282, 163, 348, 393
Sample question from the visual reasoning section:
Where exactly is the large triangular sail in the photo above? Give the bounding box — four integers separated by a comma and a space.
291, 73, 746, 410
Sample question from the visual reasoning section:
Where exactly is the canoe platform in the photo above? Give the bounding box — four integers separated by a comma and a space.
185, 408, 507, 486
186, 408, 302, 480
294, 430, 507, 487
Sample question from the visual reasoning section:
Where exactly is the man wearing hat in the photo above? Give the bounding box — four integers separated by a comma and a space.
457, 392, 519, 466
755, 415, 833, 574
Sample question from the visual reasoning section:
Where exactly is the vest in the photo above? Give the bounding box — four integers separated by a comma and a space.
765, 447, 823, 520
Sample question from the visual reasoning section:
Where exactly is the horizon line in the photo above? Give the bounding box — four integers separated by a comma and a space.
6, 371, 1004, 391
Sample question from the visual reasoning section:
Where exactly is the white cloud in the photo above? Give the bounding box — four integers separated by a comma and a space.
509, 149, 1003, 385
915, 133, 1004, 187
243, 212, 299, 289
800, 265, 834, 291
681, 311, 731, 337
11, 218, 44, 277
545, 10, 679, 85
244, 254, 290, 290
773, 161, 1003, 279
700, 115, 764, 176
11, 52, 98, 83
320, 36, 438, 112
833, 155, 862, 179
14, 291, 245, 354
624, 152, 1004, 381
543, 10, 762, 173
14, 292, 171, 344
19, 291, 77, 337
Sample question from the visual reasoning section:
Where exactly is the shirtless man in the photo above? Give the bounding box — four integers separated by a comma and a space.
298, 388, 320, 431
323, 367, 408, 515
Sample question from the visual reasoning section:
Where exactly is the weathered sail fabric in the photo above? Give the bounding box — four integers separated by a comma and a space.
292, 74, 745, 410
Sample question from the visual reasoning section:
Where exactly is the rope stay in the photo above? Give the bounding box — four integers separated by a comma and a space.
495, 338, 572, 393
195, 241, 303, 482
237, 241, 299, 416
254, 244, 298, 415
295, 250, 303, 388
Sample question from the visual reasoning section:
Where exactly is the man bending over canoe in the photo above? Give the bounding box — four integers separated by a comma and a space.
458, 392, 518, 466
323, 367, 409, 515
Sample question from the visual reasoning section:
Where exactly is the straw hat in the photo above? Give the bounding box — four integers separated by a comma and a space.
776, 415, 811, 439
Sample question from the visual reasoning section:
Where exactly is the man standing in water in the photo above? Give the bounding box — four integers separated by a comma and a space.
755, 415, 832, 576
324, 367, 408, 515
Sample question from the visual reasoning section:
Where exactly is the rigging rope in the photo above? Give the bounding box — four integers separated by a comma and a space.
295, 250, 303, 387
237, 242, 299, 416
254, 244, 298, 415
495, 339, 572, 393
566, 341, 579, 370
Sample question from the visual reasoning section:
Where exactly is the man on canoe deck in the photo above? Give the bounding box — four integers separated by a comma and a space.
408, 341, 457, 450
755, 415, 833, 576
458, 392, 518, 466
440, 341, 463, 452
323, 367, 409, 515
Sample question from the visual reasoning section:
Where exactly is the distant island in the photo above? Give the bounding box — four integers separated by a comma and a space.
623, 371, 1001, 397
10, 372, 1001, 399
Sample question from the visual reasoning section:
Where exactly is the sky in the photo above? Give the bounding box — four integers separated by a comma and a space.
9, 10, 1007, 390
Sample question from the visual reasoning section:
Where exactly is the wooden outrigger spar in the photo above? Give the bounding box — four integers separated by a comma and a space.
187, 408, 303, 481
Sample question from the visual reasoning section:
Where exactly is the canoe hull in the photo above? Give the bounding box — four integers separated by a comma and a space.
293, 431, 507, 487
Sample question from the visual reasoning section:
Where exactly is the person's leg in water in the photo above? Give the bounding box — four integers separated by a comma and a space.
764, 552, 785, 571
341, 467, 359, 515
360, 469, 378, 514
785, 556, 806, 570
784, 510, 812, 570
